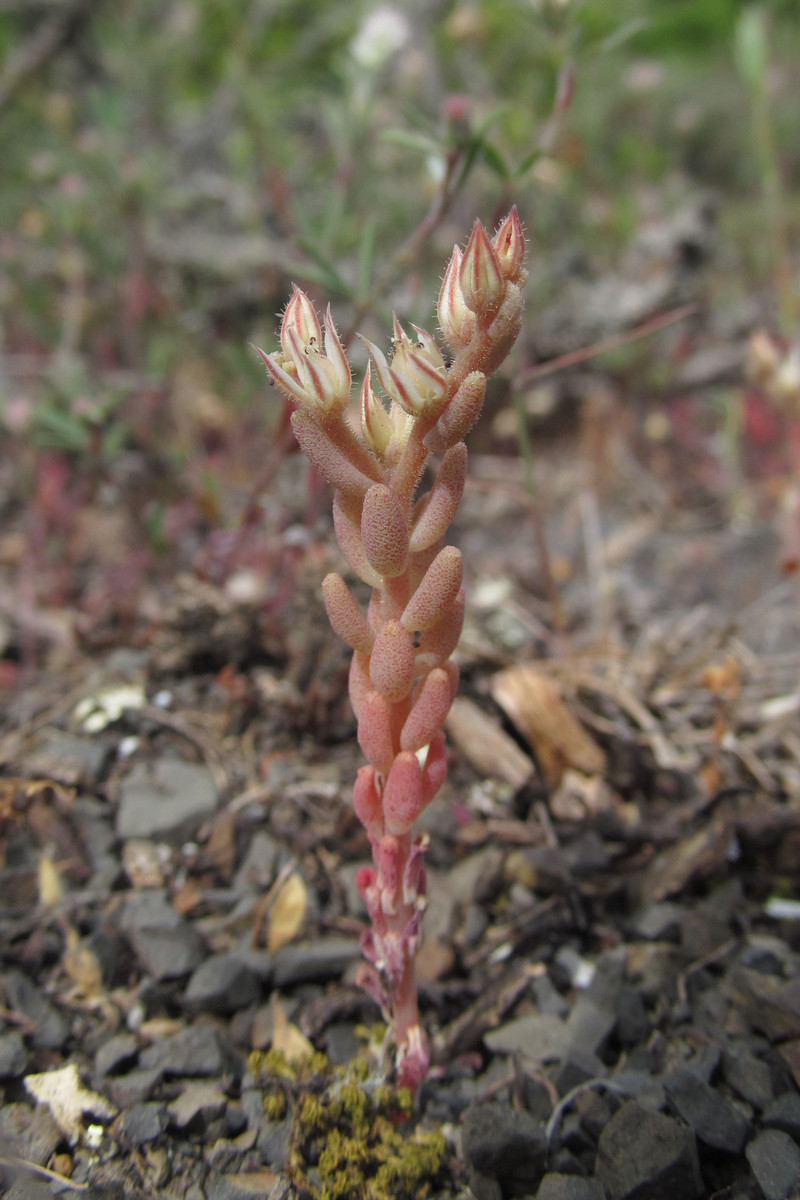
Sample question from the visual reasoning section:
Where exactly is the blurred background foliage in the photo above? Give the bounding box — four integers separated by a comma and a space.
0, 0, 798, 604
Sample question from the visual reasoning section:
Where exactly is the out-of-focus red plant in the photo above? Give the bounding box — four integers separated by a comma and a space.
256, 211, 526, 1091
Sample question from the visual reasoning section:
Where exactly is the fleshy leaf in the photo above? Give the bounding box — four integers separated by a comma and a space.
361, 484, 409, 578
409, 442, 468, 553
401, 546, 463, 632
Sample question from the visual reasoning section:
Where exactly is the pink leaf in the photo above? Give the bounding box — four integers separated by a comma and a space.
416, 587, 465, 668
332, 491, 382, 587
348, 651, 373, 719
322, 572, 374, 654
361, 484, 409, 578
369, 620, 416, 702
421, 730, 448, 802
401, 546, 463, 632
424, 371, 486, 453
400, 668, 453, 752
357, 690, 395, 775
409, 443, 468, 553
383, 751, 426, 835
291, 410, 375, 497
352, 765, 383, 839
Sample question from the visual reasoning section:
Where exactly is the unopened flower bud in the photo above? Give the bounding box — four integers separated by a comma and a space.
460, 219, 505, 322
437, 245, 476, 349
492, 207, 526, 285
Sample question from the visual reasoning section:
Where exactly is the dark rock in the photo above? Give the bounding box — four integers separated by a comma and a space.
233, 831, 280, 893
0, 1102, 62, 1165
664, 1068, 750, 1154
119, 1102, 167, 1145
552, 1052, 606, 1099
722, 1046, 775, 1111
205, 1174, 292, 1200
535, 1175, 604, 1200
139, 1023, 237, 1078
484, 1011, 568, 1061
185, 953, 261, 1014
271, 938, 360, 986
95, 1033, 140, 1078
323, 1022, 361, 1066
595, 1101, 703, 1200
631, 902, 686, 941
745, 1129, 800, 1200
616, 986, 650, 1048
168, 1082, 227, 1129
107, 1066, 163, 1108
117, 757, 217, 844
128, 923, 207, 981
257, 1118, 291, 1170
0, 1032, 28, 1079
764, 1093, 800, 1141
462, 1101, 548, 1198
4, 968, 70, 1049
564, 950, 625, 1059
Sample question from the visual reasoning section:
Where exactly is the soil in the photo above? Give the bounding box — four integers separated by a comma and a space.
2, 243, 800, 1199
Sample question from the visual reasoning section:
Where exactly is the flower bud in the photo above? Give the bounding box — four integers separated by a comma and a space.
437, 245, 476, 349
459, 220, 505, 322
492, 207, 526, 284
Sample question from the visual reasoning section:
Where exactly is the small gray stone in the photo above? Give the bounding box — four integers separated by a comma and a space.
233, 831, 280, 894
107, 1066, 163, 1108
117, 757, 217, 844
4, 969, 69, 1050
746, 1129, 800, 1200
271, 938, 360, 987
185, 953, 261, 1014
462, 1102, 548, 1197
128, 923, 207, 981
95, 1032, 140, 1078
595, 1101, 703, 1200
169, 1082, 227, 1128
484, 1012, 568, 1062
257, 1117, 291, 1169
631, 902, 685, 941
536, 1174, 605, 1200
0, 1032, 28, 1079
722, 1046, 775, 1111
119, 1102, 167, 1145
664, 1069, 750, 1154
139, 1023, 236, 1078
764, 1092, 800, 1141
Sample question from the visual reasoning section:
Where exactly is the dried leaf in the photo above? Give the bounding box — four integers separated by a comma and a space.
267, 872, 307, 953
491, 666, 605, 787
271, 996, 315, 1065
25, 1063, 116, 1144
445, 696, 534, 790
38, 851, 63, 907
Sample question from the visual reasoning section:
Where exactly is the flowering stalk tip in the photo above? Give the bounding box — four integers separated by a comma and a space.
256, 211, 526, 1091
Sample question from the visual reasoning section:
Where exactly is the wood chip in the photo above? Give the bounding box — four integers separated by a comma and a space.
445, 696, 534, 789
491, 665, 606, 786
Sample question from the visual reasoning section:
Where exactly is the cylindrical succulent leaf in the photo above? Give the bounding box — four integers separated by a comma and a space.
369, 619, 416, 702
361, 484, 409, 578
423, 372, 486, 453
348, 650, 373, 719
291, 411, 378, 497
322, 573, 374, 654
416, 587, 465, 668
409, 443, 468, 553
400, 668, 454, 752
357, 689, 395, 775
401, 546, 463, 633
383, 752, 426, 836
352, 766, 383, 840
332, 492, 382, 588
421, 731, 448, 802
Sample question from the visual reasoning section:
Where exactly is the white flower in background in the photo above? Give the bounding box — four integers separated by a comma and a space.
350, 5, 410, 70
